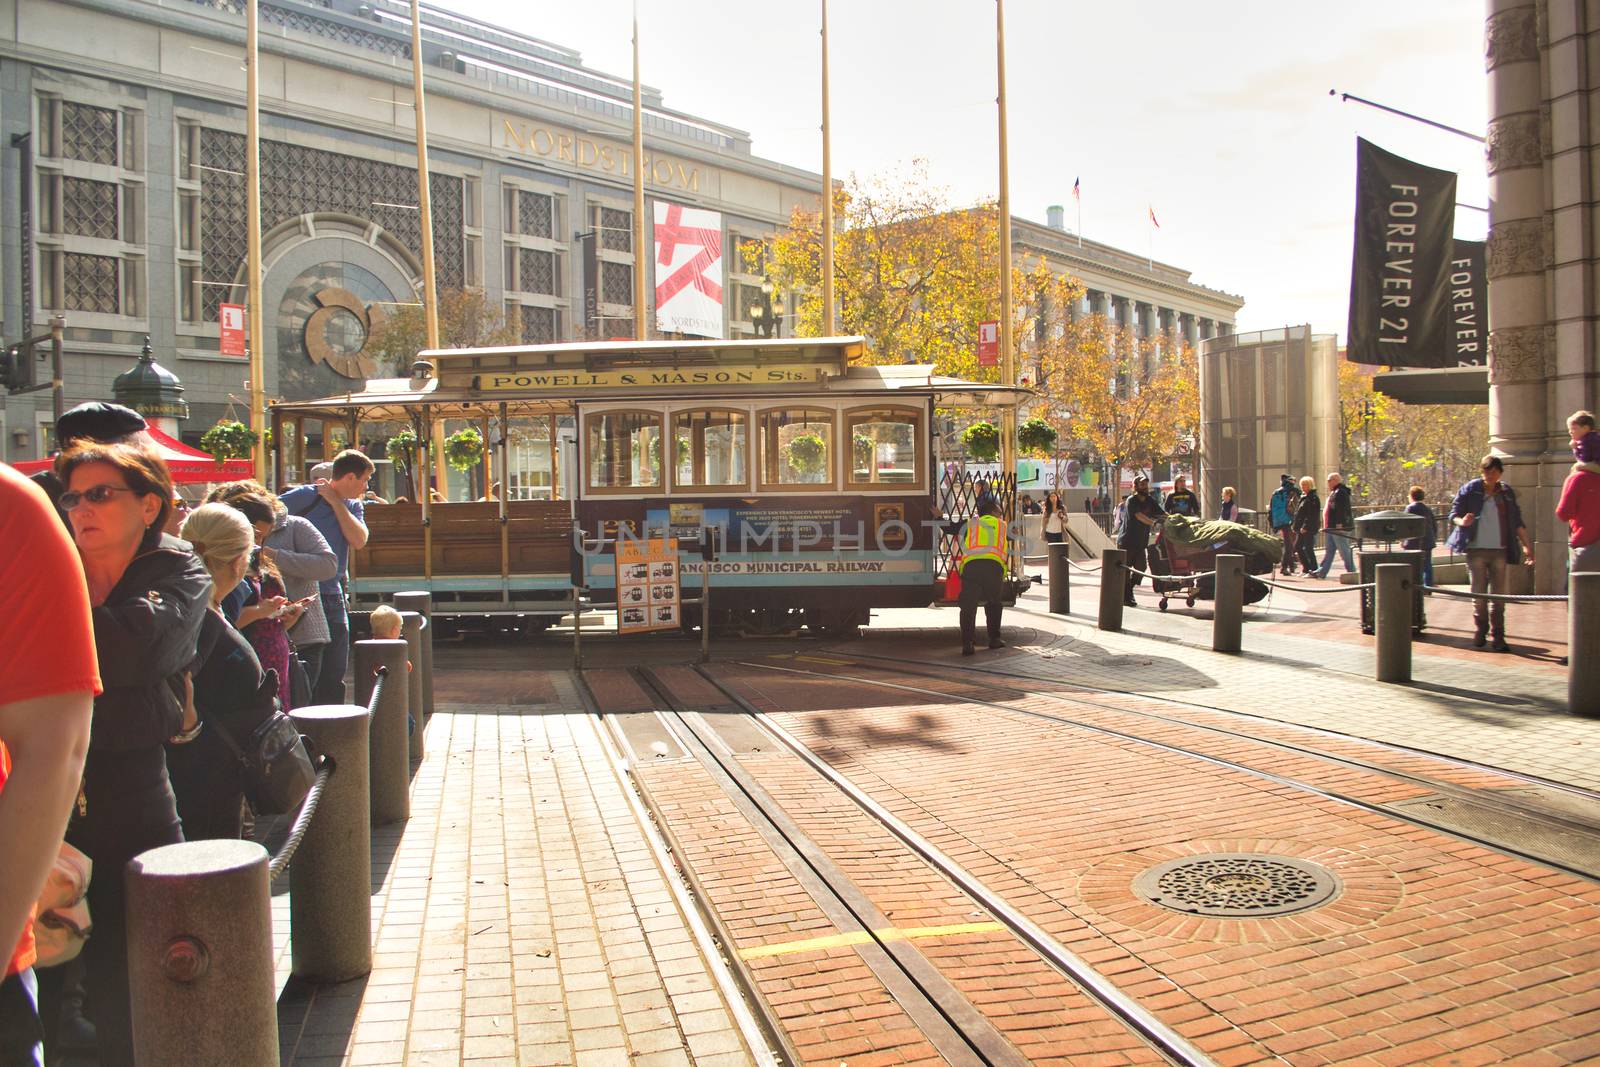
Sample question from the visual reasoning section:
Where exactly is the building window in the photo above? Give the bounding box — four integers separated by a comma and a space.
586, 410, 662, 491
845, 407, 922, 486
464, 234, 481, 286
672, 410, 748, 489
61, 177, 117, 239
178, 191, 200, 253
520, 305, 556, 344
177, 120, 200, 182
599, 206, 631, 252
180, 263, 202, 324
519, 189, 553, 239
601, 260, 632, 307
463, 175, 481, 228
62, 252, 119, 314
60, 101, 117, 165
517, 247, 557, 296
759, 408, 835, 488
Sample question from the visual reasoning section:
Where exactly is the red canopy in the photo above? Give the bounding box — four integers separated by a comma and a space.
6, 425, 255, 484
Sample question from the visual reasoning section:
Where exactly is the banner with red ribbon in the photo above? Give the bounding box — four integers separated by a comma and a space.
653, 201, 724, 338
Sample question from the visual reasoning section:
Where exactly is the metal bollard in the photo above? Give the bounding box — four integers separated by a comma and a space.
1098, 548, 1126, 632
392, 590, 434, 721
398, 610, 426, 765
1375, 563, 1413, 683
1048, 541, 1070, 615
288, 704, 373, 982
1570, 572, 1600, 715
355, 639, 410, 825
1213, 554, 1245, 653
126, 840, 277, 1066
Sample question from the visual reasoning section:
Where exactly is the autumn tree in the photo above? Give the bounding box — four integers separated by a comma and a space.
1337, 360, 1488, 506
1030, 314, 1200, 476
364, 287, 521, 376
762, 162, 1080, 382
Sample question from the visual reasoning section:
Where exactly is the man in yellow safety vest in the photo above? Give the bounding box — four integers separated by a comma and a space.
955, 497, 1011, 655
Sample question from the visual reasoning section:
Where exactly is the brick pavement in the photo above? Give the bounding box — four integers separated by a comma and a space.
846, 567, 1600, 792
713, 662, 1600, 1066
275, 678, 756, 1066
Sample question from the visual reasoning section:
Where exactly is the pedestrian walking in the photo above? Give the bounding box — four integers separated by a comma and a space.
1219, 486, 1238, 522
1042, 490, 1067, 546
279, 450, 373, 704
0, 465, 97, 1067
1292, 476, 1321, 575
1270, 474, 1299, 574
1402, 486, 1436, 590
1314, 473, 1356, 578
1119, 475, 1163, 607
1448, 455, 1534, 652
950, 498, 1014, 655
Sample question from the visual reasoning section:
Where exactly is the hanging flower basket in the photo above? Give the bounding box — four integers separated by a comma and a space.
853, 433, 874, 469
385, 428, 418, 473
786, 432, 826, 473
199, 420, 259, 463
1017, 417, 1057, 457
444, 427, 485, 473
962, 420, 1000, 463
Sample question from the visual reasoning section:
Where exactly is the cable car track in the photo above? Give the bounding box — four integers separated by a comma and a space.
734, 655, 1600, 884
577, 665, 1219, 1067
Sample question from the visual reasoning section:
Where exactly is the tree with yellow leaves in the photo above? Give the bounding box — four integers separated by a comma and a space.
1029, 314, 1200, 475
364, 288, 520, 376
761, 163, 1081, 382
1337, 358, 1487, 506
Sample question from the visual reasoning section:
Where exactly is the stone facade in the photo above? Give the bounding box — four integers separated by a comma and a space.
1484, 0, 1600, 592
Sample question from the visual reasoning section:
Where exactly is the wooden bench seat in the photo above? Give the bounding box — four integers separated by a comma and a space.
354, 501, 572, 577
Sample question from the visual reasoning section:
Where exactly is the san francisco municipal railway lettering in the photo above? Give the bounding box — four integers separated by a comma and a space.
482, 365, 821, 391
1378, 182, 1420, 345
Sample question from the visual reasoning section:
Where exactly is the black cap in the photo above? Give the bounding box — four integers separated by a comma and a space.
56, 402, 146, 445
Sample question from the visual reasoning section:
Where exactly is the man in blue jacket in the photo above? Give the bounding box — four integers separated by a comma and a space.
1447, 455, 1535, 652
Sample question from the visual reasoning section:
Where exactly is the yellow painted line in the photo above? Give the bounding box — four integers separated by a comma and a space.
738, 921, 1005, 960
791, 654, 852, 666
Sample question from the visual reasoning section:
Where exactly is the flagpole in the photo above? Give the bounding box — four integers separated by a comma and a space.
408, 0, 448, 494
996, 0, 1016, 530
820, 0, 835, 336
1076, 193, 1082, 248
632, 3, 648, 341
245, 0, 265, 480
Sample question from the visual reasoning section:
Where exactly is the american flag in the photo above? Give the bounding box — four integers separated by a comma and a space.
1149, 206, 1160, 229
1072, 177, 1080, 201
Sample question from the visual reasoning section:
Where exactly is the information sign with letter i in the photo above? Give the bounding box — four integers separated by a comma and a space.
616, 536, 680, 633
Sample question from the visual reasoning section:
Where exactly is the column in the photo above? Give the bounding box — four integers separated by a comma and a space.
1199, 318, 1215, 342
1484, 0, 1550, 577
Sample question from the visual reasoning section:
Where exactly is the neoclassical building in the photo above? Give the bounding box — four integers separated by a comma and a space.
0, 0, 1242, 468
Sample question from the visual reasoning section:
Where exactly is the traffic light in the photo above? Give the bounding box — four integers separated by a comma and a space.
0, 344, 34, 392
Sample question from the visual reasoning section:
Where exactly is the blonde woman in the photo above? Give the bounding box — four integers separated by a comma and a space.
1292, 476, 1322, 575
168, 504, 271, 842
1219, 486, 1238, 522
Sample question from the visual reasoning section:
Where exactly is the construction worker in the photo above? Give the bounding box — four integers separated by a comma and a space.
953, 497, 1012, 656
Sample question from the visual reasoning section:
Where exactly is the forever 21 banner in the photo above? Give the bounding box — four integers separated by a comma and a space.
1347, 138, 1459, 367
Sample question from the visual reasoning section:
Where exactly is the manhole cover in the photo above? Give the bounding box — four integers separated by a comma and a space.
1133, 853, 1341, 917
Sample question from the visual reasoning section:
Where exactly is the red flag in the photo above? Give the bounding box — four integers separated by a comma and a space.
1148, 206, 1160, 229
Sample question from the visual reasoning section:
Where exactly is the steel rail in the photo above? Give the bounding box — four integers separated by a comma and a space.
808, 646, 1600, 807
768, 650, 1600, 841
626, 667, 1030, 1067
736, 660, 1600, 885
683, 665, 1220, 1067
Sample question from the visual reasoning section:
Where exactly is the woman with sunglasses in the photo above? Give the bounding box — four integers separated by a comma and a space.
46, 440, 210, 1067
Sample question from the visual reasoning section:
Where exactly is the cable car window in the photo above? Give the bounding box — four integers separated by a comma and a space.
758, 408, 835, 488
846, 407, 922, 486
672, 410, 748, 488
586, 410, 662, 491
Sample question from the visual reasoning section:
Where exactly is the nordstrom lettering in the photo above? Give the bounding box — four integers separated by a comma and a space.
500, 119, 702, 192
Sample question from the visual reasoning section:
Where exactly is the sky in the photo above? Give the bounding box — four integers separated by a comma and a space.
442, 0, 1487, 340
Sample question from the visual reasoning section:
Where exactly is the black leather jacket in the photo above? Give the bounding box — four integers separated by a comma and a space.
90, 530, 212, 752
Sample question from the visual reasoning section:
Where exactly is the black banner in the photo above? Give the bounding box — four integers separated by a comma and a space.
16, 133, 31, 331
579, 230, 599, 333
1447, 238, 1486, 367
1346, 138, 1457, 367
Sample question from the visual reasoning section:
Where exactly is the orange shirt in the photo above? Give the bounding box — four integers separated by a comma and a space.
0, 464, 102, 975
